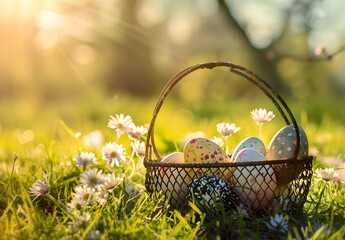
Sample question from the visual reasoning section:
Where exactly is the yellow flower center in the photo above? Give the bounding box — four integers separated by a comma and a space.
110, 151, 117, 158
83, 193, 90, 200
90, 177, 98, 184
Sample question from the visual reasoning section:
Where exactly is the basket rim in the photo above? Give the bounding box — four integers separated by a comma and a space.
144, 155, 314, 167
144, 61, 305, 167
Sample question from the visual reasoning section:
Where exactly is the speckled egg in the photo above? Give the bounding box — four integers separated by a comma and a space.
266, 125, 308, 160
184, 137, 232, 181
184, 138, 230, 163
266, 125, 309, 187
232, 148, 277, 211
187, 176, 238, 212
155, 152, 191, 209
231, 137, 266, 161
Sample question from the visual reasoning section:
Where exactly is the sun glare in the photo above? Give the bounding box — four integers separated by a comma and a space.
35, 10, 61, 31
2, 0, 38, 19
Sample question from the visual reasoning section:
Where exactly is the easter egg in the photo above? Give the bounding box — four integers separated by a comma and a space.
266, 125, 309, 186
231, 137, 266, 161
155, 152, 191, 209
187, 176, 238, 212
161, 152, 185, 164
184, 138, 230, 163
183, 137, 232, 181
232, 148, 277, 211
266, 125, 308, 160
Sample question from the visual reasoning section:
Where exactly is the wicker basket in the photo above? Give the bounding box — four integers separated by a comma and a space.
144, 62, 313, 214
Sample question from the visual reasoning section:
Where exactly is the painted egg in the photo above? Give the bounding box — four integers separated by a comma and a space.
184, 137, 230, 163
266, 125, 308, 160
231, 137, 266, 161
184, 138, 232, 182
187, 176, 238, 212
233, 148, 277, 211
155, 152, 191, 209
266, 125, 309, 186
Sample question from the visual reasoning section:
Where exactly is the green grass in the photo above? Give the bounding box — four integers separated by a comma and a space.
0, 94, 344, 239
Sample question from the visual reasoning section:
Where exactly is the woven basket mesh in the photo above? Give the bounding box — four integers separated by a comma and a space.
144, 62, 313, 213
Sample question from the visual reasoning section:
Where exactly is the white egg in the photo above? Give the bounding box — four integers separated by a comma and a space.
232, 148, 277, 211
231, 137, 266, 161
161, 152, 185, 164
154, 152, 191, 209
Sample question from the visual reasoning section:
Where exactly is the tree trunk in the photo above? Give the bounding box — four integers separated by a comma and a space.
217, 0, 290, 95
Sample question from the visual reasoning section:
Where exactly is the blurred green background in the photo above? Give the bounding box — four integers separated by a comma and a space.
1, 0, 345, 159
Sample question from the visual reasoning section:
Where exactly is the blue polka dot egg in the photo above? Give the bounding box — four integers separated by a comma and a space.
266, 124, 308, 160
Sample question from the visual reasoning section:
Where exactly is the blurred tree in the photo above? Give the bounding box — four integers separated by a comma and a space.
217, 0, 345, 97
217, 0, 286, 93
103, 0, 158, 96
1, 0, 345, 104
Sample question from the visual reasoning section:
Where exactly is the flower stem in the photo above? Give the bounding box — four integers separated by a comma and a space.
259, 124, 263, 139
224, 136, 229, 155
126, 156, 136, 179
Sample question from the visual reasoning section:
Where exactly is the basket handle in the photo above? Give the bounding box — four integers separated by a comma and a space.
144, 61, 301, 165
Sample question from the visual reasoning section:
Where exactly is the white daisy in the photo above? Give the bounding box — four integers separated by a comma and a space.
265, 213, 289, 233
87, 230, 102, 240
76, 211, 91, 223
73, 152, 97, 167
107, 114, 135, 136
82, 130, 104, 150
131, 141, 146, 157
67, 196, 85, 213
233, 203, 249, 218
104, 173, 123, 191
28, 173, 50, 201
102, 142, 127, 167
60, 161, 72, 169
72, 185, 95, 206
95, 186, 109, 205
250, 108, 275, 125
68, 211, 92, 229
315, 168, 340, 182
125, 183, 144, 197
79, 168, 105, 188
311, 220, 323, 232
211, 136, 224, 148
311, 220, 329, 235
127, 125, 147, 140
272, 196, 299, 212
216, 122, 241, 137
